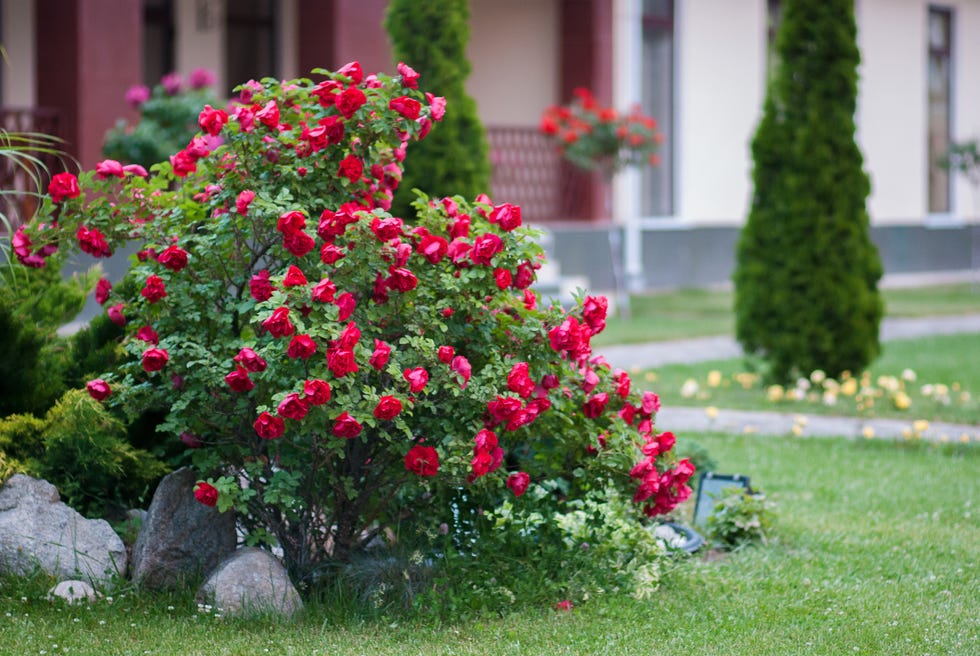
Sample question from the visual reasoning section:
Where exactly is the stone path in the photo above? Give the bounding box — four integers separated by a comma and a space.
596, 314, 980, 442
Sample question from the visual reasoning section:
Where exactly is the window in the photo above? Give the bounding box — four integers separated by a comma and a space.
927, 6, 952, 214
226, 0, 278, 95
641, 0, 673, 217
143, 0, 175, 86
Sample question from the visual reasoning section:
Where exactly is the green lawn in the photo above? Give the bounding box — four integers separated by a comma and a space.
645, 333, 980, 425
595, 283, 980, 346
3, 434, 976, 655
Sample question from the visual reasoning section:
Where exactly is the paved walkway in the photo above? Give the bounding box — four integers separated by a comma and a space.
597, 314, 980, 442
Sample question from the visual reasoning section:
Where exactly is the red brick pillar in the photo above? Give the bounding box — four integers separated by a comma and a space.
36, 0, 142, 169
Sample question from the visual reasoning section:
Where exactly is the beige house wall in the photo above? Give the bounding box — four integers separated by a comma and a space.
1, 0, 36, 107
468, 0, 560, 126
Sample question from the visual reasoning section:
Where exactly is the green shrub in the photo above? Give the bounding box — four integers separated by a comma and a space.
32, 390, 169, 518
384, 0, 490, 219
733, 0, 883, 383
0, 413, 46, 461
705, 486, 775, 550
103, 72, 221, 169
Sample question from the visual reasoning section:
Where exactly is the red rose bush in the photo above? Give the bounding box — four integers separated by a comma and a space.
17, 64, 691, 588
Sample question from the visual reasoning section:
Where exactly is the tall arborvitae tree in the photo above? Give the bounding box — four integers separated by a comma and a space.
385, 0, 490, 218
734, 0, 883, 382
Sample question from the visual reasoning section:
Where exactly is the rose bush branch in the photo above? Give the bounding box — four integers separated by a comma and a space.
15, 63, 692, 587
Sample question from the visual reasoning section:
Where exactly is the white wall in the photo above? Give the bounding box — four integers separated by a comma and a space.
175, 0, 227, 93
674, 0, 767, 225
858, 0, 928, 223
1, 0, 36, 107
468, 0, 560, 126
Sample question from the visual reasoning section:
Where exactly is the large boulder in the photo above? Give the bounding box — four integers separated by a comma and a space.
131, 467, 237, 590
197, 547, 303, 619
0, 474, 126, 585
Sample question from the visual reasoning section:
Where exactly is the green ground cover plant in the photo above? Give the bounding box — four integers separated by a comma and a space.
594, 284, 980, 346
2, 433, 975, 655
643, 333, 980, 426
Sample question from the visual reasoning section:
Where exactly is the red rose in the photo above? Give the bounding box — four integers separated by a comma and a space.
327, 347, 359, 377
450, 355, 471, 389
158, 245, 189, 272
370, 216, 404, 241
249, 270, 276, 301
282, 265, 308, 287
254, 411, 285, 439
107, 303, 126, 326
389, 96, 422, 120
141, 347, 169, 372
277, 392, 309, 420
256, 100, 280, 128
236, 190, 256, 215
262, 307, 295, 338
507, 362, 535, 399
336, 292, 356, 321
224, 367, 254, 392
181, 431, 204, 448
373, 395, 403, 420
76, 225, 112, 257
170, 150, 197, 177
234, 347, 267, 372
141, 274, 167, 303
493, 268, 512, 290
641, 391, 661, 416
320, 243, 346, 265
198, 104, 228, 136
336, 86, 367, 118
404, 444, 439, 477
86, 379, 111, 401
403, 367, 429, 393
514, 262, 535, 289
489, 203, 522, 231
303, 379, 331, 405
311, 278, 337, 303
282, 229, 316, 257
437, 345, 455, 364
338, 60, 364, 84
332, 412, 362, 439
370, 340, 391, 370
136, 325, 159, 344
95, 159, 125, 179
469, 233, 503, 266
277, 210, 306, 235
48, 172, 80, 203
427, 94, 447, 121
95, 278, 112, 305
417, 233, 448, 263
338, 154, 363, 183
286, 334, 318, 359
582, 392, 609, 418
582, 295, 608, 335
506, 472, 531, 497
397, 61, 419, 89
194, 481, 218, 507
386, 267, 418, 292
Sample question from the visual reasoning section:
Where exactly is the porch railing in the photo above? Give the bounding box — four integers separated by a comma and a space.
0, 106, 63, 231
486, 125, 595, 222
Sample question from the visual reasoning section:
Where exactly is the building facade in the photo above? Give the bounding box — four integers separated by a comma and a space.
2, 0, 977, 293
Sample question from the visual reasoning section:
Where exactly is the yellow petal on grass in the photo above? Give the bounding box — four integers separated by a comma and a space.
862, 426, 875, 439
912, 420, 930, 433
841, 379, 858, 396
705, 406, 719, 419
707, 370, 722, 387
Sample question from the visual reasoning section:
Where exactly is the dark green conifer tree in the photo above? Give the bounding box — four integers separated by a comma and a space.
734, 0, 883, 382
384, 0, 490, 218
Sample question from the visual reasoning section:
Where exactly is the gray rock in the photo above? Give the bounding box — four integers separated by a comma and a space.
47, 579, 99, 604
197, 547, 303, 618
0, 474, 126, 585
131, 467, 236, 591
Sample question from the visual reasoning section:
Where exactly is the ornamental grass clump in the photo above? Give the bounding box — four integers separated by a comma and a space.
13, 63, 692, 589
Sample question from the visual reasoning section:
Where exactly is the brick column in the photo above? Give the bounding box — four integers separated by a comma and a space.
36, 0, 142, 169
